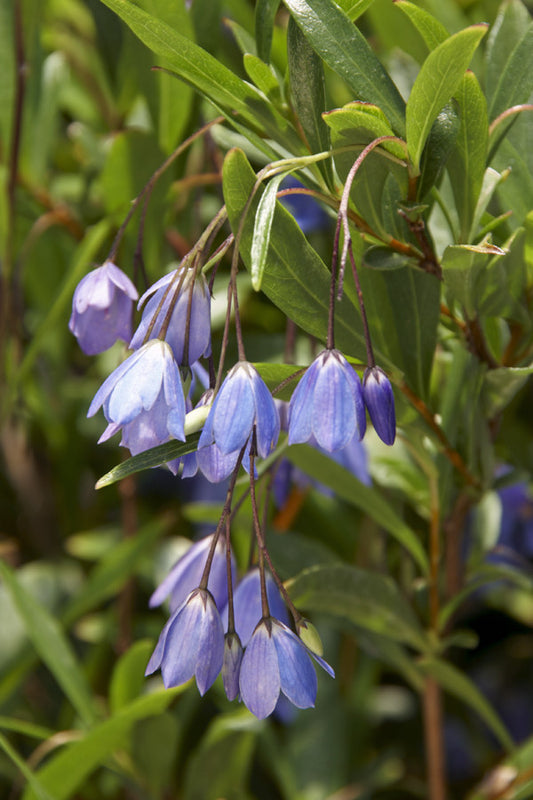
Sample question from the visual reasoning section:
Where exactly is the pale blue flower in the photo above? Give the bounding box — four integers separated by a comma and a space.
289, 349, 366, 451
146, 588, 224, 695
69, 261, 138, 355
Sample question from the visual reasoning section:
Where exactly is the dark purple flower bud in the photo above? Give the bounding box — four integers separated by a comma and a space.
88, 340, 186, 454
222, 632, 243, 701
289, 349, 366, 451
69, 261, 138, 355
363, 367, 396, 446
145, 588, 224, 695
239, 617, 334, 719
130, 268, 211, 366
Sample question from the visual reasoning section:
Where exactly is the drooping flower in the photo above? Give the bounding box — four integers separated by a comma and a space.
149, 533, 234, 613
239, 617, 334, 719
288, 349, 366, 451
69, 261, 138, 355
224, 568, 290, 646
198, 362, 280, 458
88, 339, 186, 451
146, 588, 224, 695
130, 268, 211, 366
363, 367, 396, 446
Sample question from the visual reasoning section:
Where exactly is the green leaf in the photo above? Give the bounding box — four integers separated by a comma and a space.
288, 564, 428, 650
322, 102, 405, 160
22, 689, 185, 800
255, 0, 280, 62
98, 0, 302, 153
335, 0, 376, 21
394, 0, 448, 52
419, 658, 514, 751
95, 433, 201, 489
251, 172, 288, 291
447, 72, 488, 242
484, 363, 533, 416
242, 54, 280, 102
406, 24, 487, 172
486, 0, 533, 121
286, 444, 429, 573
0, 561, 97, 728
417, 101, 461, 201
282, 0, 406, 135
287, 16, 333, 188
222, 148, 397, 373
109, 640, 155, 713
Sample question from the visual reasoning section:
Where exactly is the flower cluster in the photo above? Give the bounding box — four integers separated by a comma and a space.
145, 535, 334, 718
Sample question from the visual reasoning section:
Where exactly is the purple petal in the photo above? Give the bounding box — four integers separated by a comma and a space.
213, 365, 255, 454
272, 621, 317, 709
288, 361, 320, 445
160, 592, 206, 688
194, 592, 225, 695
87, 347, 146, 418
222, 633, 243, 701
312, 352, 356, 451
251, 370, 280, 458
239, 621, 280, 719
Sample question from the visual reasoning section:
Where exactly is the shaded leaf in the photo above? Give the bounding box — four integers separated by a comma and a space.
95, 434, 201, 489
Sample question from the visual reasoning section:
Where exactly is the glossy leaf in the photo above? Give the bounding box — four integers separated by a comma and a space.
222, 148, 396, 372
283, 0, 406, 135
419, 658, 514, 751
287, 444, 429, 573
406, 24, 487, 172
288, 564, 429, 651
447, 72, 488, 242
417, 101, 461, 201
95, 434, 201, 489
335, 0, 376, 20
0, 561, 97, 728
287, 16, 334, 188
22, 689, 185, 800
99, 0, 302, 153
255, 0, 280, 63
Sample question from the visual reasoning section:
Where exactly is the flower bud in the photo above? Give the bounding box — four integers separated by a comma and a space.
363, 367, 396, 446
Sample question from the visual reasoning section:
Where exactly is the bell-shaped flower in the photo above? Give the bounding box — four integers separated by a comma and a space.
223, 568, 290, 646
363, 367, 396, 446
130, 268, 211, 366
149, 533, 234, 613
88, 339, 186, 449
279, 176, 330, 234
69, 261, 138, 355
222, 632, 243, 701
145, 588, 224, 695
198, 362, 279, 458
288, 349, 366, 451
239, 617, 334, 719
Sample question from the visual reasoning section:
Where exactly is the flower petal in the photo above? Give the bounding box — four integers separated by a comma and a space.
239, 621, 280, 719
272, 621, 317, 709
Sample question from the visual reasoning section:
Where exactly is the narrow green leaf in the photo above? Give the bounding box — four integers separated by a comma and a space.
0, 732, 53, 800
243, 53, 280, 101
282, 0, 406, 135
287, 444, 429, 573
395, 0, 448, 52
223, 148, 397, 373
406, 25, 487, 172
417, 101, 461, 201
0, 561, 97, 728
99, 0, 302, 152
486, 0, 533, 121
287, 16, 333, 188
109, 640, 155, 713
489, 23, 533, 121
95, 433, 201, 489
446, 72, 488, 242
255, 0, 280, 62
251, 172, 287, 291
419, 658, 514, 751
335, 0, 376, 21
22, 690, 185, 800
288, 564, 429, 651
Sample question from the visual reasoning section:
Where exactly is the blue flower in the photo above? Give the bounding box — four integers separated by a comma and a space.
146, 588, 224, 695
130, 268, 211, 366
363, 367, 396, 445
149, 533, 233, 613
222, 568, 290, 645
239, 617, 334, 719
88, 339, 186, 450
69, 261, 138, 355
280, 177, 330, 234
288, 349, 366, 451
198, 362, 280, 458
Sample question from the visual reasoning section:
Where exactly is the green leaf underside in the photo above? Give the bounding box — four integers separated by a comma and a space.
287, 444, 429, 573
406, 25, 487, 172
251, 172, 288, 291
288, 564, 428, 650
282, 0, 406, 135
95, 433, 201, 489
